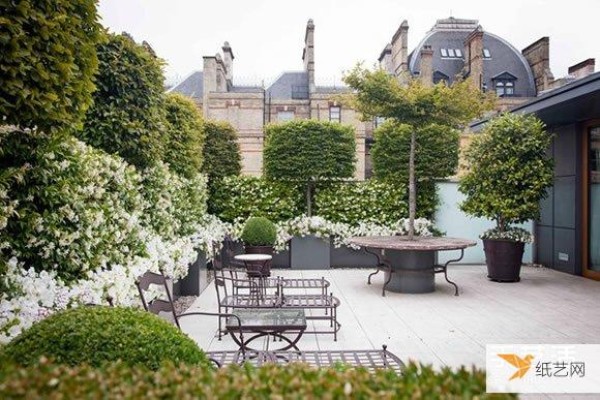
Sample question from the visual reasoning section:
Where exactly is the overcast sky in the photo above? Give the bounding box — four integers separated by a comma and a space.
98, 0, 599, 87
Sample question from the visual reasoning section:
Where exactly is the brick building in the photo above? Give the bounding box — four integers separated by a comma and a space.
169, 17, 595, 178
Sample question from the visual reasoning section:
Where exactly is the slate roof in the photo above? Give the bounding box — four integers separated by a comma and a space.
266, 72, 309, 100
407, 29, 536, 97
167, 71, 203, 99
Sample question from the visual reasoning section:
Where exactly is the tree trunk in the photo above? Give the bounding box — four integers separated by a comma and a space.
306, 181, 312, 217
408, 130, 416, 240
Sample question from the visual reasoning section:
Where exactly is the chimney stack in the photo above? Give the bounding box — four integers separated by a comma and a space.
522, 37, 554, 93
302, 19, 316, 93
378, 44, 393, 74
465, 25, 484, 90
568, 58, 595, 80
419, 45, 434, 86
222, 41, 234, 86
390, 20, 409, 80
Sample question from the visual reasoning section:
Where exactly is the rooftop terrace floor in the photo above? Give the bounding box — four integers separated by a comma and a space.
181, 265, 600, 400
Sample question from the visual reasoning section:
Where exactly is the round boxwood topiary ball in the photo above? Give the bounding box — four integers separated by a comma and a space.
0, 306, 211, 370
241, 216, 277, 246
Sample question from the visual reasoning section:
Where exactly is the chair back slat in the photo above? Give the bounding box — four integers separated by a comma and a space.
135, 270, 180, 330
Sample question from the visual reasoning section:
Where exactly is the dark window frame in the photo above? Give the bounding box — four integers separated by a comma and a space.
329, 106, 341, 123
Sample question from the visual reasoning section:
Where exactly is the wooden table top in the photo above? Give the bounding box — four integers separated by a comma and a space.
348, 236, 477, 251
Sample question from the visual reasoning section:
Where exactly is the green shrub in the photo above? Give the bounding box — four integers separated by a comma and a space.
78, 33, 167, 168
209, 176, 301, 223
241, 217, 277, 246
164, 93, 205, 178
372, 121, 460, 183
460, 113, 553, 234
0, 0, 102, 132
0, 128, 146, 282
0, 306, 211, 370
202, 120, 242, 184
0, 359, 517, 399
264, 120, 356, 181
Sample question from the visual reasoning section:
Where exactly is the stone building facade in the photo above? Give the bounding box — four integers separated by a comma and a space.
170, 17, 595, 178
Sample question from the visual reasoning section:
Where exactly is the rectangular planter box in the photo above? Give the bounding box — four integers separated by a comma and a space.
222, 239, 290, 268
330, 243, 380, 268
173, 251, 210, 297
290, 235, 331, 269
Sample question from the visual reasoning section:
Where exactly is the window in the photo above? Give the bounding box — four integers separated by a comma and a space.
374, 116, 386, 128
329, 106, 341, 123
440, 48, 462, 59
277, 111, 295, 122
447, 48, 455, 58
483, 48, 491, 59
492, 72, 517, 97
455, 48, 462, 58
433, 71, 450, 85
440, 48, 448, 57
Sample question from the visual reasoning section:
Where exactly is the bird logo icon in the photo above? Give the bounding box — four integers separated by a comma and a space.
497, 354, 535, 380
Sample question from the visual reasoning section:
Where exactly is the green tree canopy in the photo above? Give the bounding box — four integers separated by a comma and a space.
201, 120, 242, 183
344, 66, 493, 237
459, 113, 553, 230
0, 0, 102, 132
163, 93, 205, 178
78, 33, 167, 168
263, 120, 356, 181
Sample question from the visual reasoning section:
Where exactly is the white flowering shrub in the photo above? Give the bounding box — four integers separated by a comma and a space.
480, 227, 533, 244
257, 215, 437, 252
140, 162, 208, 239
1, 131, 147, 282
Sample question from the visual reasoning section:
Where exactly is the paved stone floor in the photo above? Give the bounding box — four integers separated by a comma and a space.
181, 265, 600, 400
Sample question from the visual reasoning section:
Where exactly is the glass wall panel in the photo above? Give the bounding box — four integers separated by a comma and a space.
590, 127, 600, 271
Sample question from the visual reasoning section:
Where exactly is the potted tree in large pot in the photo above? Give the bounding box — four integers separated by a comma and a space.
240, 216, 277, 276
459, 113, 553, 282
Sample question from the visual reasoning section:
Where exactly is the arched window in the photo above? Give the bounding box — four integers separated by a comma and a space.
492, 72, 517, 97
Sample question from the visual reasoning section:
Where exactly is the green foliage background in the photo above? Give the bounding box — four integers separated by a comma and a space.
459, 113, 553, 229
202, 120, 242, 184
78, 33, 167, 169
264, 120, 356, 181
0, 0, 103, 132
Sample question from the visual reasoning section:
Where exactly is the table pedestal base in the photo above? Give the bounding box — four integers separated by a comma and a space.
384, 250, 435, 293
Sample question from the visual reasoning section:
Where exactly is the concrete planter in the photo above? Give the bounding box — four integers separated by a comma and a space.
290, 235, 331, 269
173, 251, 210, 297
330, 242, 379, 268
222, 239, 290, 268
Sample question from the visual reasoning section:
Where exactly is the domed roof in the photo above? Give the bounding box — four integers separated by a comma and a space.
407, 18, 536, 97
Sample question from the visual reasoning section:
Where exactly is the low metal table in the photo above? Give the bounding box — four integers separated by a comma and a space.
349, 236, 476, 296
226, 308, 307, 352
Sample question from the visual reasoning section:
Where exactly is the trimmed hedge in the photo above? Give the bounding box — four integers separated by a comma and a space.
241, 217, 277, 246
202, 120, 242, 184
209, 176, 301, 223
0, 359, 517, 399
163, 93, 205, 179
264, 120, 356, 181
0, 306, 211, 371
0, 0, 102, 132
78, 33, 167, 169
372, 121, 460, 183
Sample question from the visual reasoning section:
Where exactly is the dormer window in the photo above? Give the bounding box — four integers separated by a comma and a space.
440, 48, 463, 59
433, 71, 450, 85
483, 48, 491, 59
492, 72, 517, 97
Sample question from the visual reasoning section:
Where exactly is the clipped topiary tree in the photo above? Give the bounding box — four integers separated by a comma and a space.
345, 68, 493, 238
0, 306, 212, 370
241, 217, 277, 247
164, 93, 205, 178
264, 120, 356, 215
202, 120, 242, 183
0, 0, 102, 132
459, 113, 553, 281
78, 33, 167, 168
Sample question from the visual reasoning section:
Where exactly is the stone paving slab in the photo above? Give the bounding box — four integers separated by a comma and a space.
180, 265, 600, 399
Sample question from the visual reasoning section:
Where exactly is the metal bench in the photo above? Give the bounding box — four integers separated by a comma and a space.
206, 345, 405, 373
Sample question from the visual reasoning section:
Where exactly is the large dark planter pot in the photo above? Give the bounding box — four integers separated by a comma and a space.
483, 239, 525, 282
244, 245, 274, 276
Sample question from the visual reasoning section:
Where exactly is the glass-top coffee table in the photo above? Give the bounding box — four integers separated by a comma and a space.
225, 308, 307, 351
